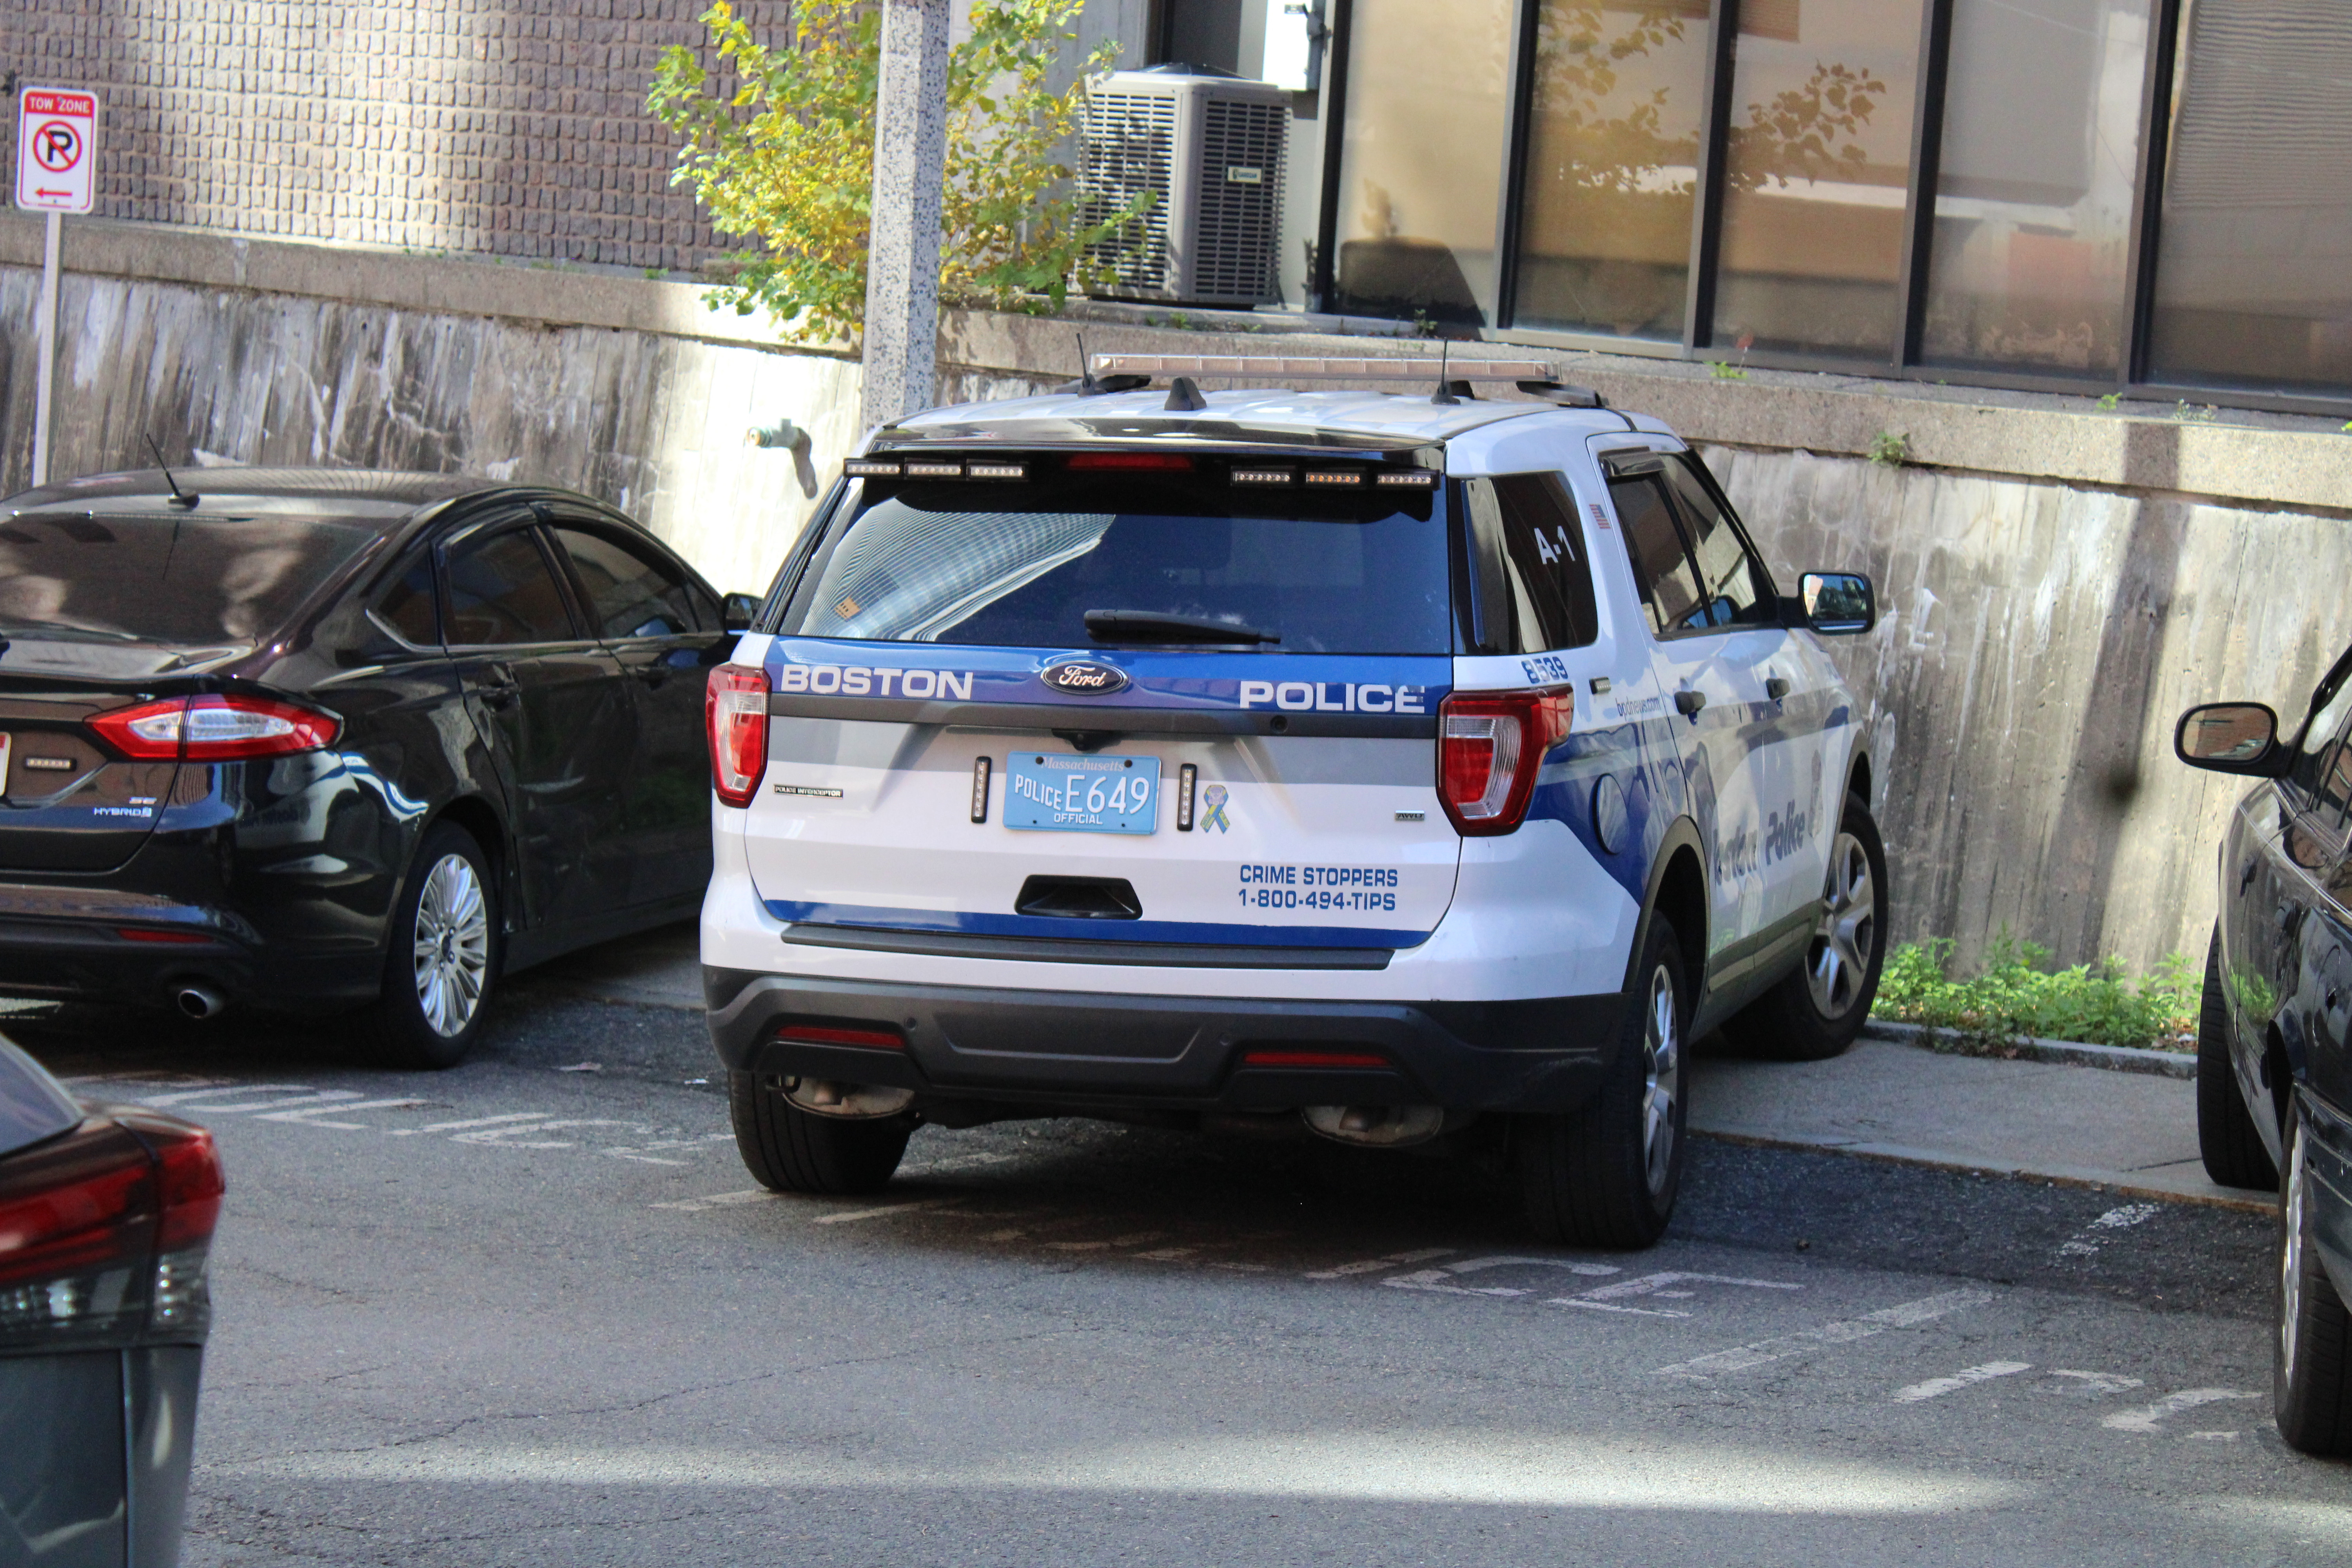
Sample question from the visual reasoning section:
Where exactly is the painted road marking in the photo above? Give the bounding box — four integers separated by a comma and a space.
395, 1112, 554, 1136
141, 1085, 358, 1112
1134, 1247, 1198, 1261
1385, 1255, 1623, 1298
652, 1189, 776, 1214
900, 1151, 1020, 1178
1892, 1362, 2033, 1403
2101, 1388, 2261, 1433
1655, 1289, 1993, 1378
1552, 1271, 1803, 1319
2057, 1203, 2161, 1258
2045, 1370, 2144, 1396
451, 1118, 637, 1149
254, 1097, 431, 1127
813, 1198, 967, 1226
1305, 1248, 1458, 1280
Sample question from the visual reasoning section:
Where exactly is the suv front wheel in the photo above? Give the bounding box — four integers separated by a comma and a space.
1725, 791, 1888, 1062
1518, 914, 1689, 1249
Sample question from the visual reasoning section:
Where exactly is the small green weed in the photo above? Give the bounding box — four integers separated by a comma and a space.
1706, 360, 1748, 381
1867, 429, 1911, 466
1873, 934, 2198, 1051
2097, 392, 2122, 410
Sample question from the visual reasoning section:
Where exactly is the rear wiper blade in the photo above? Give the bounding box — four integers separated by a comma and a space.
1083, 610, 1279, 646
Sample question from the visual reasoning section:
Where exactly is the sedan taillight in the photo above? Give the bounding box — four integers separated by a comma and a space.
707, 664, 770, 808
0, 1115, 224, 1350
89, 694, 341, 760
1437, 687, 1574, 836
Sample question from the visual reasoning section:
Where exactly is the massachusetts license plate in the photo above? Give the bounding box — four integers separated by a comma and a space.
1004, 751, 1160, 834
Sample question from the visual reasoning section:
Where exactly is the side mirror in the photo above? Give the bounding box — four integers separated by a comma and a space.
720, 592, 762, 633
1796, 571, 1875, 635
2175, 702, 2284, 775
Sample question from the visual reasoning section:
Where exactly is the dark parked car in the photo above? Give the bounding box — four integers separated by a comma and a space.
0, 1036, 224, 1565
0, 468, 748, 1066
2179, 642, 2352, 1454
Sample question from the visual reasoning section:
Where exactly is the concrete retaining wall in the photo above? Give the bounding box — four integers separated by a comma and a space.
6, 216, 2349, 974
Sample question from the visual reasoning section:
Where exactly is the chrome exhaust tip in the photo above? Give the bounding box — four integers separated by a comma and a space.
174, 985, 226, 1021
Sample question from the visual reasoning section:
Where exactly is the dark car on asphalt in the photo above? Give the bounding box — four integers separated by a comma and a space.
0, 468, 747, 1066
0, 1036, 224, 1565
2179, 642, 2352, 1454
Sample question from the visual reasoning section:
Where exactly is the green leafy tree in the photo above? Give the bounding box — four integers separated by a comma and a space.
649, 0, 1139, 346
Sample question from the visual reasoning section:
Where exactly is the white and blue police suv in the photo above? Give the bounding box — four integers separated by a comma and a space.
701, 358, 1886, 1247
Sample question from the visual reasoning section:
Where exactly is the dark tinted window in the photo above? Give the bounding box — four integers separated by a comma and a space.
552, 526, 700, 638
1662, 457, 1776, 628
445, 529, 576, 645
374, 553, 439, 645
0, 1039, 81, 1160
1463, 473, 1599, 653
1609, 474, 1706, 637
2291, 675, 2352, 805
0, 510, 379, 648
785, 473, 1451, 655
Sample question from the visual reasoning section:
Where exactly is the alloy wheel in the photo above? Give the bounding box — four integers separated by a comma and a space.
2285, 1121, 2309, 1377
1642, 962, 1681, 1196
412, 852, 490, 1038
1806, 830, 1877, 1019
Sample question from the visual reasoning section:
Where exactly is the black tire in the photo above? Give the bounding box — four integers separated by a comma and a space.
1517, 915, 1690, 1249
2277, 1103, 2352, 1454
730, 1070, 913, 1194
1723, 791, 1889, 1062
361, 821, 499, 1070
2198, 926, 2279, 1190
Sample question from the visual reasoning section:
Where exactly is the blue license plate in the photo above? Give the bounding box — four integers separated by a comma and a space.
1004, 752, 1160, 834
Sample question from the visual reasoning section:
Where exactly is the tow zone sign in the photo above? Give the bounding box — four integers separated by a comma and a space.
17, 87, 96, 213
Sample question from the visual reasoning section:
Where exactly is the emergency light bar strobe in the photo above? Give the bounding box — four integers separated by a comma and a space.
1087, 355, 1559, 384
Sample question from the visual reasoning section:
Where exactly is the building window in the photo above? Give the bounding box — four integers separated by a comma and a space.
1709, 0, 1927, 360
2146, 0, 2352, 396
1330, 0, 1515, 325
1510, 0, 1714, 341
1921, 0, 2151, 377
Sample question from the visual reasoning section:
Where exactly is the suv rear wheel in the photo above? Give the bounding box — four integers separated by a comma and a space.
2197, 926, 2278, 1189
362, 821, 499, 1069
1724, 791, 1887, 1062
730, 1071, 913, 1194
1517, 915, 1688, 1249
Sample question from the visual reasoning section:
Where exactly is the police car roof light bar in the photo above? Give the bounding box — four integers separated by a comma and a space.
1087, 354, 1558, 386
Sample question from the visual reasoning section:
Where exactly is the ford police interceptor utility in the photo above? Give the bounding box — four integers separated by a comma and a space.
701, 356, 1886, 1247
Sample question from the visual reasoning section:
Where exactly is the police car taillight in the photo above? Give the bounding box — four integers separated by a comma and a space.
1437, 688, 1573, 836
706, 665, 769, 808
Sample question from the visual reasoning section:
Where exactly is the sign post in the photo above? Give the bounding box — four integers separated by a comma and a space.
15, 87, 97, 489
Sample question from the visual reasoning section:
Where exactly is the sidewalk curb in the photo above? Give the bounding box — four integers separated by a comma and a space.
1862, 1019, 2194, 1079
1692, 1129, 2272, 1215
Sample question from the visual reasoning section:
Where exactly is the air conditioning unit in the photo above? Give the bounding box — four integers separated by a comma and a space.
1078, 65, 1288, 307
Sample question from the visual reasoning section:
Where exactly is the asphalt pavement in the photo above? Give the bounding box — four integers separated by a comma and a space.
9, 937, 2350, 1566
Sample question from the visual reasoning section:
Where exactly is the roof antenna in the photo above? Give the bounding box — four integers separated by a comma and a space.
1429, 340, 1460, 406
1076, 330, 1103, 394
145, 434, 198, 509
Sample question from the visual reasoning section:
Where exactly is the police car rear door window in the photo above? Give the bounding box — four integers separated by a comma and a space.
1607, 474, 1707, 637
782, 469, 1450, 655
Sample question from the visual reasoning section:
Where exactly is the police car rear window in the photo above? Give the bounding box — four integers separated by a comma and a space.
782, 470, 1451, 655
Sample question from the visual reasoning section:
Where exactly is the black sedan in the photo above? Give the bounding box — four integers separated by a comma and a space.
0, 468, 748, 1066
0, 1035, 223, 1564
2179, 642, 2352, 1454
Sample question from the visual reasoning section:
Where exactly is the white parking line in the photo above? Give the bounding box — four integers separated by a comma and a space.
1655, 1289, 1994, 1378
1552, 1271, 1803, 1319
651, 1189, 776, 1214
254, 1097, 431, 1127
1893, 1362, 2033, 1403
2057, 1203, 2162, 1259
1305, 1247, 1458, 1280
451, 1118, 637, 1149
141, 1085, 355, 1112
2046, 1370, 2144, 1396
2101, 1388, 2261, 1433
1384, 1255, 1622, 1298
812, 1198, 967, 1226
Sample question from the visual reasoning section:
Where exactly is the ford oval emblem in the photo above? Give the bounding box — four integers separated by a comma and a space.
1041, 660, 1130, 696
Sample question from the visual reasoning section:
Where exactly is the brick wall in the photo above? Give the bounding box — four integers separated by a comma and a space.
2, 0, 791, 272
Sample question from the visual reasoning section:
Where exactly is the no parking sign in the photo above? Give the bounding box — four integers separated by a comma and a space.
16, 87, 97, 213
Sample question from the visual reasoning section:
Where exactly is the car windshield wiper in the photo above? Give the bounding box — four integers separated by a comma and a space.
1083, 610, 1280, 646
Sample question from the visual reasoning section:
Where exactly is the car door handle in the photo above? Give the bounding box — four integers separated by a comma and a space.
1675, 690, 1706, 716
1766, 677, 1791, 701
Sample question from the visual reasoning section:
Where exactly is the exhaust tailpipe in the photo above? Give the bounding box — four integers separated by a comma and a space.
174, 985, 226, 1021
1301, 1104, 1448, 1149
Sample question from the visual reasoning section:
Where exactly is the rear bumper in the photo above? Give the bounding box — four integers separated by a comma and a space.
0, 882, 382, 1012
702, 967, 1630, 1114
